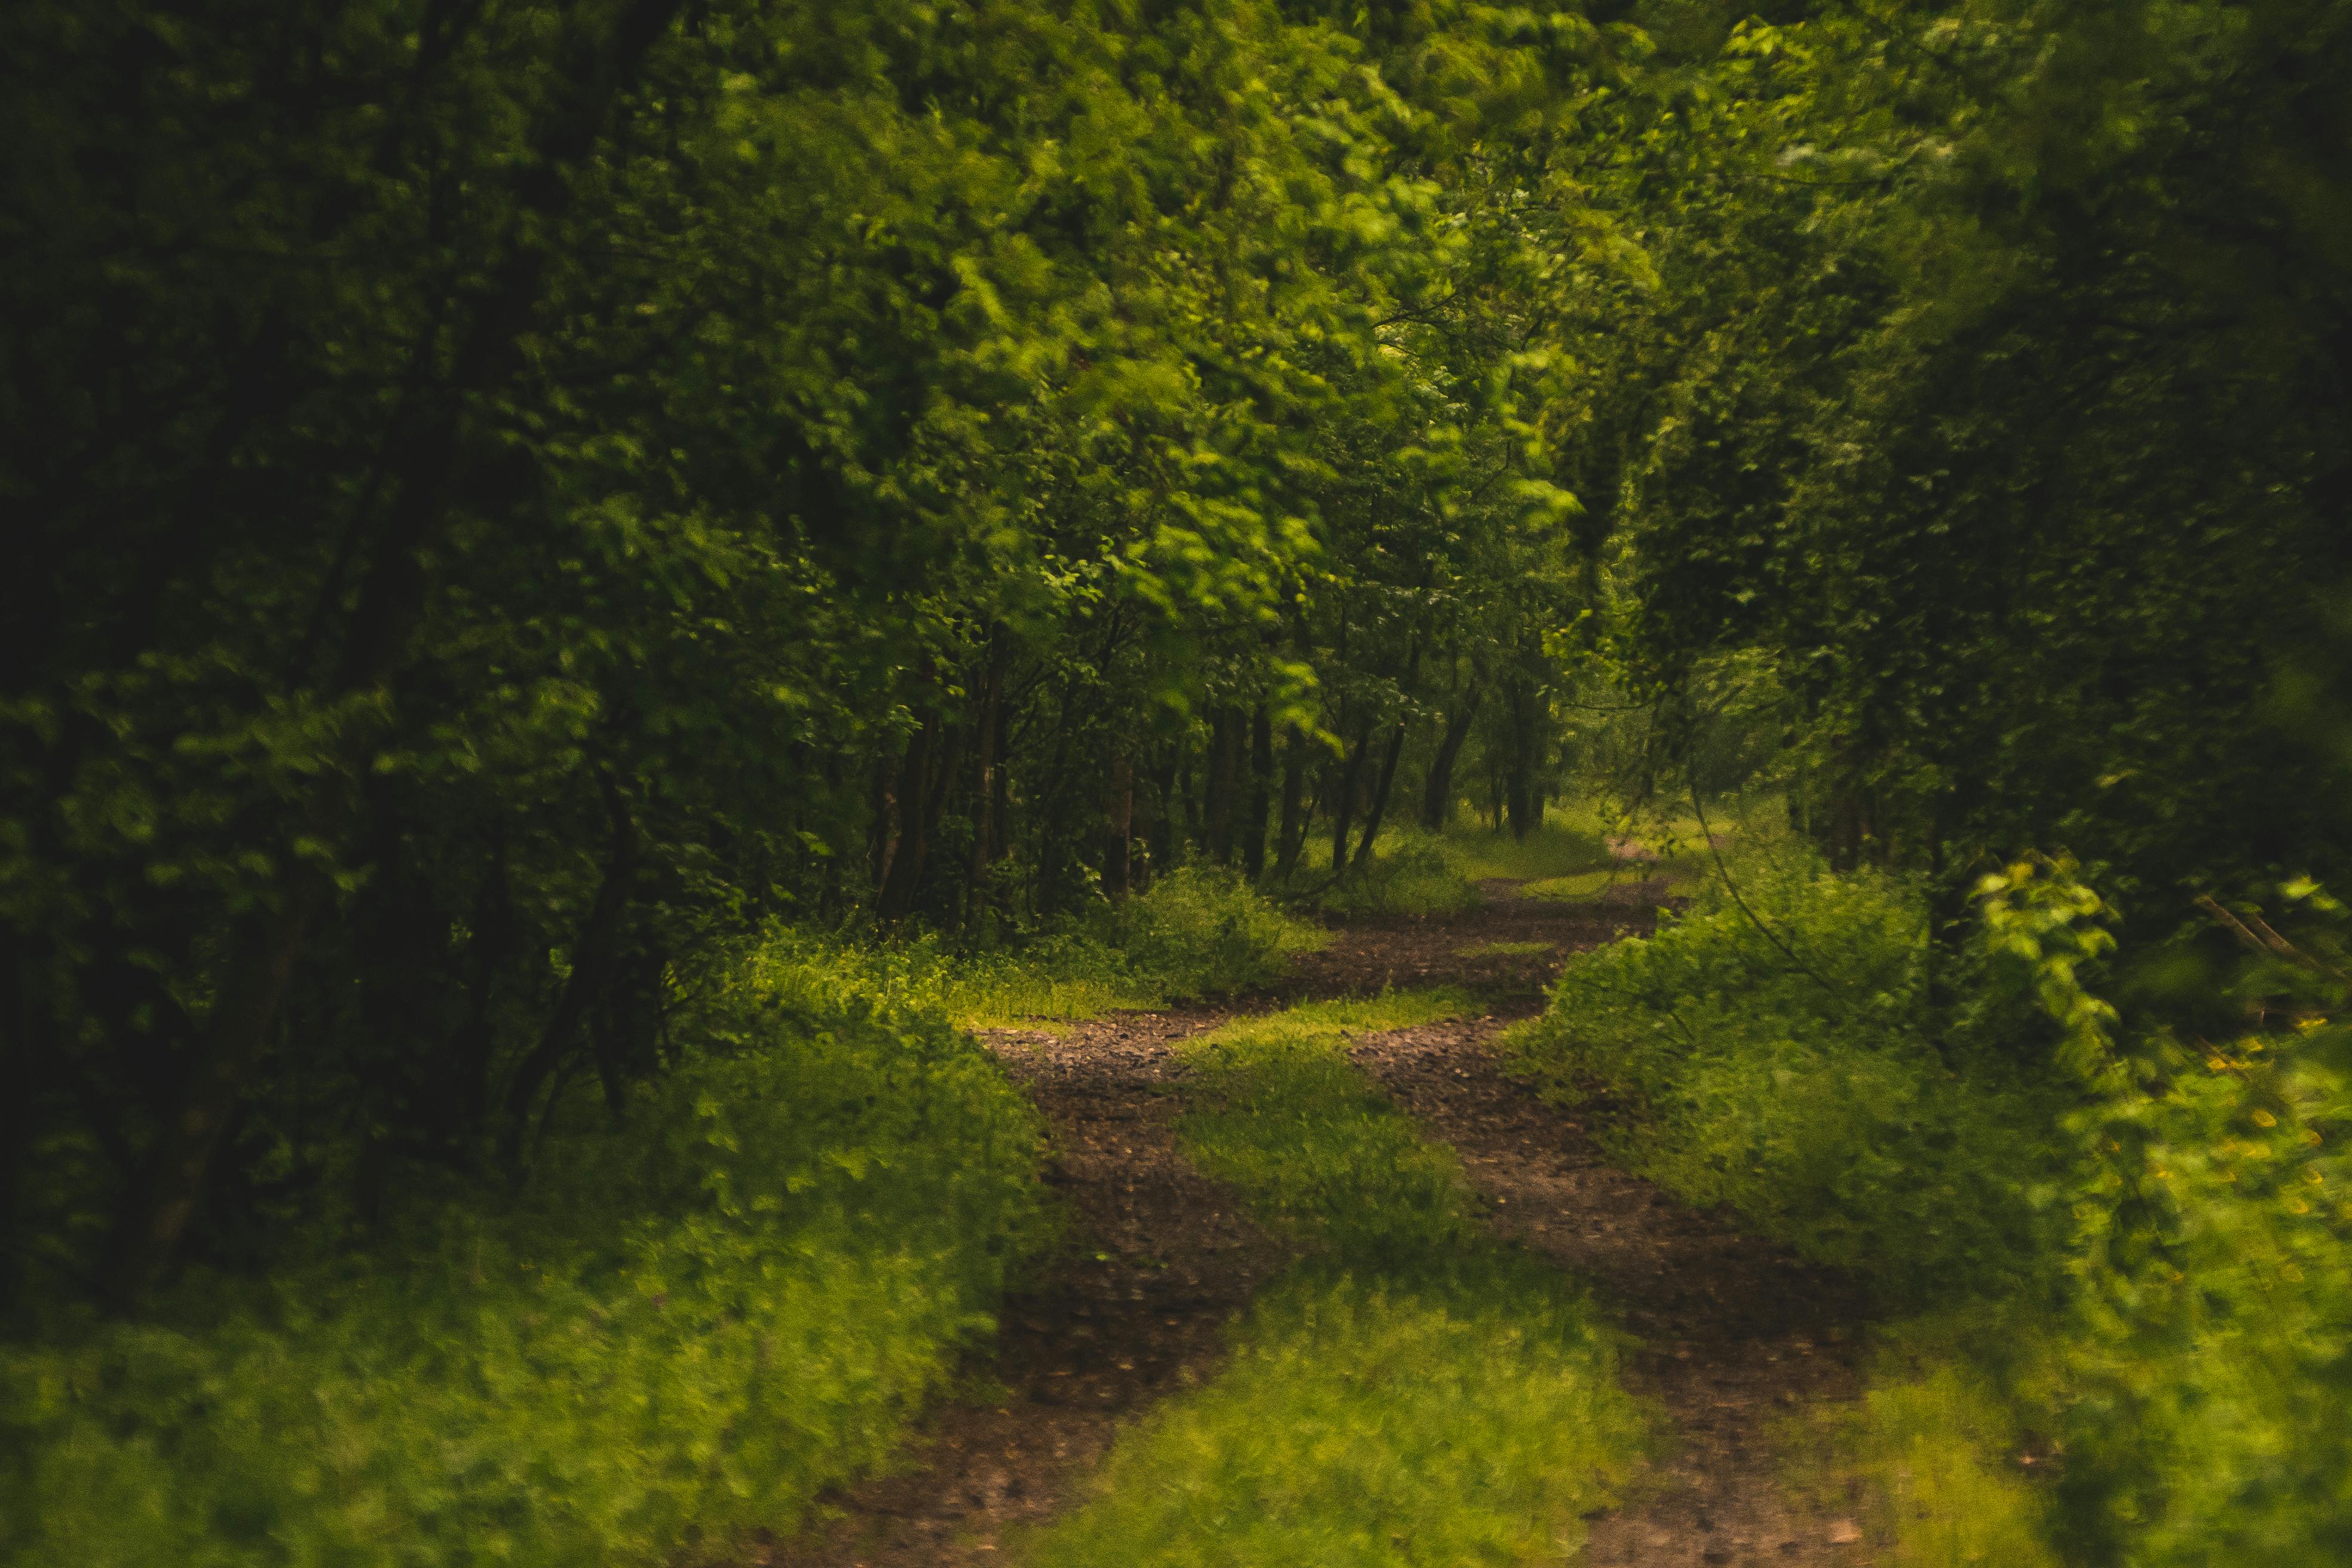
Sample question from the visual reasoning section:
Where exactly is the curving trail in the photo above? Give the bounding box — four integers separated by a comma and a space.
774, 881, 1873, 1568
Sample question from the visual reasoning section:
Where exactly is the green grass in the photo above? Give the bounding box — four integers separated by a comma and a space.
1783, 1356, 2060, 1568
1016, 992, 1647, 1567
762, 864, 1328, 1031
1520, 864, 1705, 901
1456, 940, 1554, 959
1178, 994, 1483, 1254
1435, 814, 1613, 883
1518, 869, 1622, 901
1432, 798, 1739, 892
1309, 834, 1484, 918
0, 945, 1054, 1568
1510, 849, 2352, 1567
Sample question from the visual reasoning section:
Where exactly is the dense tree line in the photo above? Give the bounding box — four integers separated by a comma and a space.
0, 0, 1624, 1313
7, 0, 2345, 1319
1584, 0, 2352, 914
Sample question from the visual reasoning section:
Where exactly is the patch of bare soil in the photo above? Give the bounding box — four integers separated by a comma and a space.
772, 878, 1872, 1567
1273, 877, 1679, 1004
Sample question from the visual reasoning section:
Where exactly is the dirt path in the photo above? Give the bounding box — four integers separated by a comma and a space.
769, 1007, 1296, 1567
1353, 1011, 1867, 1567
774, 880, 1869, 1567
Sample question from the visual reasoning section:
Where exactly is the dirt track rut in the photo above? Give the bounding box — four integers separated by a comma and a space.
773, 881, 1872, 1568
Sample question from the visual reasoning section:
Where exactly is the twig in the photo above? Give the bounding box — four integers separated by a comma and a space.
1688, 780, 1847, 1002
2195, 893, 2347, 980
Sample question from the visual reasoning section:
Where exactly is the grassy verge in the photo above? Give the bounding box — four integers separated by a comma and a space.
0, 864, 1319, 1567
1018, 994, 1647, 1567
1506, 849, 2352, 1567
1308, 834, 1486, 918
1518, 869, 1622, 901
1436, 814, 1613, 883
1, 945, 1054, 1568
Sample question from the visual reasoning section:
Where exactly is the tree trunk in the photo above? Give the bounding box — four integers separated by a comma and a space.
96, 892, 322, 1306
967, 637, 1006, 924
1353, 718, 1409, 870
0, 936, 42, 1313
869, 746, 899, 892
1419, 678, 1484, 831
444, 822, 517, 1162
1504, 675, 1542, 841
1147, 751, 1178, 883
876, 713, 947, 921
1328, 712, 1373, 874
1275, 726, 1309, 878
1104, 756, 1134, 898
1204, 708, 1243, 863
1243, 708, 1272, 878
498, 774, 639, 1162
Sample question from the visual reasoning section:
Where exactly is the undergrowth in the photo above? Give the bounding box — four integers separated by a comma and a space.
1509, 847, 2352, 1567
1313, 834, 1484, 918
1519, 869, 1625, 901
0, 940, 1054, 1568
771, 863, 1322, 1028
1435, 820, 1610, 883
1019, 993, 1646, 1567
0, 863, 1309, 1567
1509, 851, 2070, 1307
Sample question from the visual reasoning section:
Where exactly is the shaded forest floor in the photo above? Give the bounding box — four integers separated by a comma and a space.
773, 881, 1876, 1568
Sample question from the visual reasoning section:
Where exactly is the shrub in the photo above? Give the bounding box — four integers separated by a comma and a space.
1114, 862, 1321, 996
749, 923, 1146, 1029
1786, 1355, 2061, 1568
1435, 817, 1612, 883
745, 866, 1318, 1032
0, 947, 1052, 1568
1319, 834, 1483, 918
2031, 1030, 2352, 1567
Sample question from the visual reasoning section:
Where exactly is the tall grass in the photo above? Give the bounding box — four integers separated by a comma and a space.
1312, 833, 1484, 918
0, 863, 1319, 1567
1509, 851, 2070, 1307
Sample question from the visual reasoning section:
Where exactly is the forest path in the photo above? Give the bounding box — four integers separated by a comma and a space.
771, 881, 1869, 1568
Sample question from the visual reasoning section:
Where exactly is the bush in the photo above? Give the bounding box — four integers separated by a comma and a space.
746, 866, 1318, 1032
1318, 834, 1483, 918
749, 923, 1147, 1029
1435, 816, 1613, 883
0, 946, 1052, 1568
2031, 1029, 2352, 1567
1114, 863, 1321, 996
